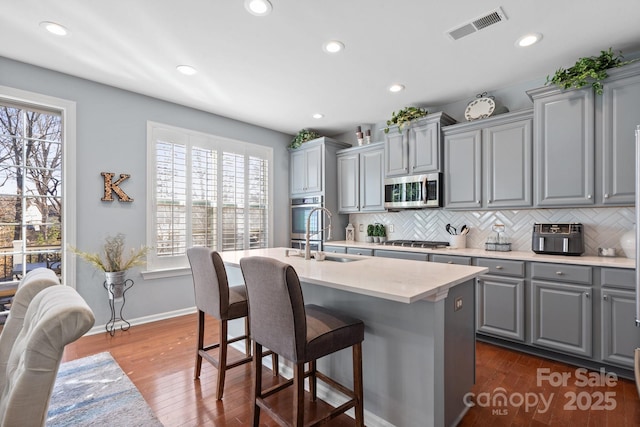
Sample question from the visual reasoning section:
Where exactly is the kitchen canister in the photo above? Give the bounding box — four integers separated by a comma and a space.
620, 225, 636, 259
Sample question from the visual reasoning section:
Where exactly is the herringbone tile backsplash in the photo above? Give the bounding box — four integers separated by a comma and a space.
349, 207, 635, 256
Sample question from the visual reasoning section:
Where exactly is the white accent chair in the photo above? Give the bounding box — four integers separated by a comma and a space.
0, 268, 60, 392
0, 285, 95, 427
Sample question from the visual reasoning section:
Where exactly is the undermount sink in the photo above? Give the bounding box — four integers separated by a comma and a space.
323, 255, 361, 263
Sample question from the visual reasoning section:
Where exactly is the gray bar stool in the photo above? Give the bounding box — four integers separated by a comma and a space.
240, 256, 365, 427
187, 247, 278, 400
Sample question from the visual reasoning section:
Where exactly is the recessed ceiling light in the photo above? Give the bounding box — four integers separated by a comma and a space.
39, 21, 69, 36
323, 40, 345, 54
245, 0, 272, 16
176, 65, 197, 76
516, 33, 542, 47
389, 84, 405, 93
312, 113, 324, 119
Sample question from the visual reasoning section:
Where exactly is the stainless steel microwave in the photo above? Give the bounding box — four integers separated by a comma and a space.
384, 173, 442, 209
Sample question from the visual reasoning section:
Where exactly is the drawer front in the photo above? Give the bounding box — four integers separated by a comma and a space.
346, 247, 373, 257
531, 262, 592, 285
323, 245, 346, 254
430, 254, 472, 266
601, 268, 635, 290
476, 258, 525, 277
374, 249, 429, 261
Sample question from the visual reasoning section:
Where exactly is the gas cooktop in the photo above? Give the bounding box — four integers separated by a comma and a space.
381, 240, 450, 249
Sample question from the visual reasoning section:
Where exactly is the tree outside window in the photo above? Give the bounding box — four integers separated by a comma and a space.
0, 103, 62, 281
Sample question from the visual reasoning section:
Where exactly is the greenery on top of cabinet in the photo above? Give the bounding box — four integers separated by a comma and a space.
289, 129, 321, 149
384, 106, 428, 134
545, 48, 632, 95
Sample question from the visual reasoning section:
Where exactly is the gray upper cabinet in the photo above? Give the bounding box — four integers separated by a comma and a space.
337, 143, 385, 213
384, 112, 455, 177
526, 61, 640, 208
443, 110, 533, 209
444, 128, 482, 209
601, 61, 640, 205
290, 143, 322, 195
527, 86, 595, 207
290, 137, 350, 197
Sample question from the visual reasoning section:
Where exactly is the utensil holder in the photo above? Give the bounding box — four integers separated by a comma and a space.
449, 235, 466, 249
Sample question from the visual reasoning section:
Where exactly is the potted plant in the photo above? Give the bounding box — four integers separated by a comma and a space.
289, 129, 321, 149
545, 48, 632, 95
383, 106, 428, 134
366, 224, 375, 243
70, 233, 150, 299
375, 223, 387, 243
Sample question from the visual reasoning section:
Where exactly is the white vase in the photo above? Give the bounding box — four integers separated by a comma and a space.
620, 226, 636, 259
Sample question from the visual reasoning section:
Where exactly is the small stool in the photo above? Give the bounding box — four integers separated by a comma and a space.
240, 256, 365, 427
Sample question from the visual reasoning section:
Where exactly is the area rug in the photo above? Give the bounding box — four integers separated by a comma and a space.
46, 352, 163, 426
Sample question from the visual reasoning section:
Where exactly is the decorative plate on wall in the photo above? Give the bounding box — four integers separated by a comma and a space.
464, 93, 496, 121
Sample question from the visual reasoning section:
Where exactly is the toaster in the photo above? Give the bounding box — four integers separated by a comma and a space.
532, 223, 584, 256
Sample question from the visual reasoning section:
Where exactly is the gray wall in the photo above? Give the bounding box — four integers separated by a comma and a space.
0, 56, 292, 325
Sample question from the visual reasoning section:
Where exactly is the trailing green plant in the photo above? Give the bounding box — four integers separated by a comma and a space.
367, 224, 375, 237
545, 48, 632, 95
70, 233, 150, 272
289, 129, 321, 149
384, 106, 428, 134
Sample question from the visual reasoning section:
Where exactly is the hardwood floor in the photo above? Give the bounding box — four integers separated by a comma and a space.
62, 314, 640, 426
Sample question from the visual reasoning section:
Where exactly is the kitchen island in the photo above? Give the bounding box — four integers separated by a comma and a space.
219, 247, 488, 427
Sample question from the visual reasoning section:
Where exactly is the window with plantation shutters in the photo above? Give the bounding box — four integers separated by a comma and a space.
147, 122, 272, 270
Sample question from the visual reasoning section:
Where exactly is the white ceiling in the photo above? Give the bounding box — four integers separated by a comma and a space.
3, 0, 640, 136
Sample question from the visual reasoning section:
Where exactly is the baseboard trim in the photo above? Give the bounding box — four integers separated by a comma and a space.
86, 307, 197, 336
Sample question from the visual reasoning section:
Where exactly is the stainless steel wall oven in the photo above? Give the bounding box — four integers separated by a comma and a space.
290, 195, 324, 250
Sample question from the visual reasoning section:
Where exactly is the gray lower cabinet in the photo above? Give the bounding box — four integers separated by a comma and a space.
601, 288, 638, 368
531, 280, 592, 357
530, 262, 593, 357
475, 258, 526, 342
477, 276, 525, 342
443, 110, 533, 209
323, 245, 346, 254
430, 254, 472, 265
600, 267, 640, 368
374, 249, 429, 261
346, 247, 373, 256
337, 143, 385, 213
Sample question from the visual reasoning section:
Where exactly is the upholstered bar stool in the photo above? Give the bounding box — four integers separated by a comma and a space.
187, 247, 277, 400
240, 256, 365, 427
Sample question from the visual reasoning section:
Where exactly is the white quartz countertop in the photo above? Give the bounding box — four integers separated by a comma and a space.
325, 241, 636, 269
218, 247, 488, 304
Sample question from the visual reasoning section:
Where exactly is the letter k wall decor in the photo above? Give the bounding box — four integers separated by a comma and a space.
101, 172, 134, 202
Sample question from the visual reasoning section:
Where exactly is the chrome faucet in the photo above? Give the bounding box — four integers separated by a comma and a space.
305, 207, 332, 260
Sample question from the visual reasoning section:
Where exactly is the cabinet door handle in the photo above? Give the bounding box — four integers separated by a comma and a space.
603, 294, 608, 300
555, 271, 564, 276
447, 261, 453, 264
476, 200, 481, 204
585, 292, 590, 299
495, 265, 503, 270
488, 200, 492, 204
604, 193, 609, 199
587, 194, 592, 199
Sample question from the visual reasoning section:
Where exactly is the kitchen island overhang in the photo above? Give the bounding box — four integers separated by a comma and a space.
219, 248, 488, 427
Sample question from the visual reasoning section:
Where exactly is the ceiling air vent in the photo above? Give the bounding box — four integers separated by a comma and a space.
446, 7, 508, 41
